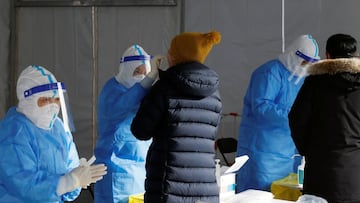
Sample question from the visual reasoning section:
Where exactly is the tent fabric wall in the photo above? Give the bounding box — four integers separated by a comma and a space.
1, 0, 360, 173
17, 7, 95, 157
0, 0, 11, 118
184, 0, 360, 141
184, 0, 283, 116
14, 4, 180, 158
1, 0, 360, 202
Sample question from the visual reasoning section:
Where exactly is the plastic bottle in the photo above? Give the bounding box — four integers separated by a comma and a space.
297, 157, 305, 187
215, 159, 221, 187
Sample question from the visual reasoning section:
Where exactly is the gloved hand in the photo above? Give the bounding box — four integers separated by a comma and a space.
76, 155, 102, 188
70, 163, 107, 188
147, 55, 165, 80
79, 155, 96, 167
57, 156, 107, 196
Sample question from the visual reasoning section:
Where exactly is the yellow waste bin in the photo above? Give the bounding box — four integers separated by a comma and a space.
128, 193, 144, 203
271, 173, 302, 201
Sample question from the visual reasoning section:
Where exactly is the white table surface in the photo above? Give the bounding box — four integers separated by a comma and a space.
222, 190, 296, 203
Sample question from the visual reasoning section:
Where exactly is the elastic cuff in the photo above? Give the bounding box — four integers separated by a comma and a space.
57, 173, 77, 196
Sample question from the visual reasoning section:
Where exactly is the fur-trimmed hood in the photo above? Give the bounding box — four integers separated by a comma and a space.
307, 58, 360, 88
308, 58, 360, 75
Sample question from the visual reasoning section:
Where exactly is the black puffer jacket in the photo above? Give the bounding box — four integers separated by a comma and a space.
131, 62, 222, 203
289, 58, 360, 203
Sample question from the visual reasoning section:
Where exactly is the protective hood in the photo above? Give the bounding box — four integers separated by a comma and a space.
162, 62, 219, 97
115, 44, 151, 88
279, 34, 320, 84
17, 65, 60, 130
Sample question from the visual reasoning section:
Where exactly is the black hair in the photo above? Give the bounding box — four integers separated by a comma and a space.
326, 33, 358, 59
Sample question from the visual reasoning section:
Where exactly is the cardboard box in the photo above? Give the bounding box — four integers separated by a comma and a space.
218, 155, 249, 202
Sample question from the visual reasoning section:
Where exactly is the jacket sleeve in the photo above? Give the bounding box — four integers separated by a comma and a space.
289, 78, 313, 155
131, 83, 166, 140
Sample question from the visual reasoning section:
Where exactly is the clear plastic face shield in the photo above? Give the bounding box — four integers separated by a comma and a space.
117, 54, 152, 88
120, 55, 152, 79
288, 50, 320, 84
23, 82, 75, 132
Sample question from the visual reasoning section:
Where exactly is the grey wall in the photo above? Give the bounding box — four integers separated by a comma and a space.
185, 0, 360, 142
0, 0, 11, 119
14, 3, 181, 158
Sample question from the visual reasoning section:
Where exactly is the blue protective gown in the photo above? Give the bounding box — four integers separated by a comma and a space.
236, 59, 302, 192
0, 107, 81, 203
94, 78, 151, 203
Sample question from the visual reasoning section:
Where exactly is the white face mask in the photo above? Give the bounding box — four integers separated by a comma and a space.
33, 103, 60, 129
133, 74, 146, 81
116, 67, 148, 88
18, 96, 60, 130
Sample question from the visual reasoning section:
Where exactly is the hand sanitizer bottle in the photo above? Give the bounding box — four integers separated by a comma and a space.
298, 157, 305, 187
215, 159, 221, 187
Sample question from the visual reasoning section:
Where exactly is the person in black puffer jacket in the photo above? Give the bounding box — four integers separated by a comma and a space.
131, 31, 222, 203
289, 34, 360, 203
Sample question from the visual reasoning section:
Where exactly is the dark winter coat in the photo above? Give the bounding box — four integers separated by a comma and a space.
289, 58, 360, 203
131, 62, 222, 203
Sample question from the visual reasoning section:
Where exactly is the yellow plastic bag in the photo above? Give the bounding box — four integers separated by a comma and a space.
128, 193, 144, 203
270, 173, 302, 201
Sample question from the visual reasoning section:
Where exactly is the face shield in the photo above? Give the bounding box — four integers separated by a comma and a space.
121, 55, 151, 78
287, 50, 320, 84
115, 44, 151, 88
23, 82, 75, 132
279, 35, 320, 85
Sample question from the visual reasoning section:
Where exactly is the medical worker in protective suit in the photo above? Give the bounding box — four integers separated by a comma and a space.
0, 65, 107, 203
94, 44, 162, 203
236, 35, 320, 192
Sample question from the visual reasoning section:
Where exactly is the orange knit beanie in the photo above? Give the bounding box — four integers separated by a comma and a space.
168, 31, 221, 65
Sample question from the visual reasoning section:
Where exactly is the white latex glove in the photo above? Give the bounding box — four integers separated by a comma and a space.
79, 155, 96, 167
70, 163, 106, 188
147, 55, 165, 79
57, 156, 107, 196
